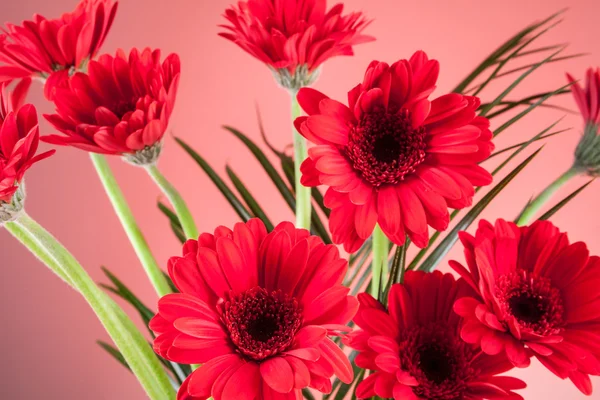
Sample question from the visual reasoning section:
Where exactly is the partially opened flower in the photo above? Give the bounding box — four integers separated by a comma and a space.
42, 47, 180, 165
296, 51, 494, 252
0, 79, 54, 221
150, 219, 358, 400
219, 0, 373, 90
346, 271, 525, 400
567, 68, 600, 177
451, 218, 600, 395
0, 0, 118, 99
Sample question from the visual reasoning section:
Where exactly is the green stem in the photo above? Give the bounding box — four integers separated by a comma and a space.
516, 166, 580, 226
145, 163, 198, 239
5, 212, 175, 400
370, 225, 389, 298
90, 154, 172, 297
291, 91, 311, 230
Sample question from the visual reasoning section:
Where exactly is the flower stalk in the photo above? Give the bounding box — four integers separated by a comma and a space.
145, 163, 198, 239
516, 166, 580, 226
370, 224, 389, 298
90, 153, 172, 297
4, 212, 175, 400
291, 90, 311, 230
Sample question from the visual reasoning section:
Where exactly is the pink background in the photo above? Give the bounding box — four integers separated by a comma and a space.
1, 0, 599, 398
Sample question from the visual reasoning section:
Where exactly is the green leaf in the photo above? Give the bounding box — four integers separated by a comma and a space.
488, 128, 569, 159
484, 89, 571, 119
382, 240, 409, 304
492, 82, 573, 138
302, 389, 316, 400
176, 137, 252, 221
478, 45, 565, 116
101, 267, 156, 327
157, 201, 186, 243
417, 148, 543, 272
539, 179, 595, 221
98, 340, 130, 371
225, 165, 274, 231
453, 9, 565, 93
224, 126, 296, 210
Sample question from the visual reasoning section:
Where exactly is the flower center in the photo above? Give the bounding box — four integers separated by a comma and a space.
221, 287, 302, 361
418, 344, 455, 384
401, 323, 476, 400
345, 110, 427, 187
497, 272, 564, 336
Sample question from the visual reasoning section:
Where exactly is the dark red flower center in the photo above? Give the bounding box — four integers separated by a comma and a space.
345, 110, 427, 187
221, 287, 303, 361
401, 323, 476, 400
497, 271, 565, 336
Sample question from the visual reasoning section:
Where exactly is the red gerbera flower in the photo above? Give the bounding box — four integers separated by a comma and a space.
345, 270, 525, 400
42, 47, 180, 163
0, 0, 118, 99
0, 79, 54, 209
567, 68, 600, 177
150, 219, 358, 400
568, 68, 600, 126
219, 0, 373, 90
295, 51, 494, 252
451, 218, 600, 395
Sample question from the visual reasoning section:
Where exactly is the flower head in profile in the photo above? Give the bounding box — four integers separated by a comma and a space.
0, 79, 54, 220
567, 68, 600, 176
451, 218, 600, 395
150, 219, 358, 400
219, 0, 373, 90
296, 51, 494, 252
346, 271, 525, 400
43, 47, 180, 165
0, 0, 118, 99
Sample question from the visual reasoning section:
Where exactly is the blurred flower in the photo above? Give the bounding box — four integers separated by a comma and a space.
0, 0, 118, 99
43, 48, 180, 164
150, 219, 358, 400
296, 51, 494, 252
219, 0, 373, 91
452, 218, 600, 395
567, 68, 600, 177
346, 270, 525, 400
0, 79, 54, 220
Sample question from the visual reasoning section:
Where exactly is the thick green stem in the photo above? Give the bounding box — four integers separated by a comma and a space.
516, 166, 580, 226
5, 212, 175, 400
370, 225, 389, 298
145, 164, 198, 239
90, 153, 172, 297
291, 91, 311, 230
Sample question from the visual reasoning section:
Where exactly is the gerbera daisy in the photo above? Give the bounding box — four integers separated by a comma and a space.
0, 0, 117, 99
295, 51, 494, 252
150, 219, 358, 400
567, 68, 600, 177
42, 47, 180, 164
219, 0, 373, 90
0, 79, 54, 220
451, 218, 600, 395
345, 270, 525, 400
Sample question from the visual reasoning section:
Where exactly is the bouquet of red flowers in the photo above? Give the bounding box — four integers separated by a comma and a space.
2, 1, 599, 399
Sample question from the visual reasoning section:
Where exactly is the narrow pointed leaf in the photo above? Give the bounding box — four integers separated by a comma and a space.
98, 340, 130, 371
302, 389, 316, 400
225, 165, 274, 231
539, 179, 595, 221
478, 46, 565, 116
453, 9, 565, 93
101, 267, 156, 327
417, 148, 543, 272
492, 82, 573, 137
489, 128, 569, 159
176, 137, 252, 221
223, 126, 296, 209
157, 201, 186, 243
484, 89, 571, 119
